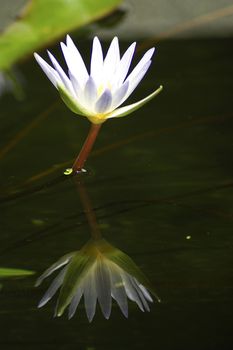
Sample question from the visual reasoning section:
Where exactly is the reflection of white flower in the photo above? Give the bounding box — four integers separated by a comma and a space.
36, 239, 159, 322
34, 36, 162, 124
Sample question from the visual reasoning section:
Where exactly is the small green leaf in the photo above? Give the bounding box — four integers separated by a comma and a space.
63, 168, 73, 175
0, 267, 35, 278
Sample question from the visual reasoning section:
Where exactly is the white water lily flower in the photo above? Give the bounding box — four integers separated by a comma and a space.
35, 239, 160, 322
34, 36, 162, 124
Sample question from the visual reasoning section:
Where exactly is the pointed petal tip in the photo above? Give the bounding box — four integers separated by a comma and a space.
131, 41, 136, 48
93, 36, 100, 43
66, 34, 72, 44
37, 300, 46, 308
34, 280, 41, 288
148, 47, 156, 56
47, 49, 52, 58
56, 311, 62, 317
68, 313, 73, 320
122, 308, 128, 318
33, 52, 45, 65
87, 314, 95, 323
103, 312, 111, 320
60, 41, 66, 50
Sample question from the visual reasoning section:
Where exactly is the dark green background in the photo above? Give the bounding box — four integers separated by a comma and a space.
0, 8, 233, 350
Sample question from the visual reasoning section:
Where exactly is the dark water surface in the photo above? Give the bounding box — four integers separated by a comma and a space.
0, 37, 233, 349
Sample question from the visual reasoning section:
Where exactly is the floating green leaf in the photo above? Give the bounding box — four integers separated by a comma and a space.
0, 0, 122, 71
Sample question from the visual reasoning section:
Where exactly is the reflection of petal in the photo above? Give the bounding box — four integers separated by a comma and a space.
109, 263, 128, 318
121, 272, 144, 312
68, 286, 83, 320
130, 276, 150, 312
38, 266, 67, 308
95, 259, 112, 319
36, 239, 157, 321
84, 267, 97, 322
139, 283, 153, 303
35, 252, 74, 287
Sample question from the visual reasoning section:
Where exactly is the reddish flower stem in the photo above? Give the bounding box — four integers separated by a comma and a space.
72, 123, 102, 172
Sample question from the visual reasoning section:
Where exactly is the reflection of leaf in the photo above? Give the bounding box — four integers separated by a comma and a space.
0, 267, 35, 278
0, 0, 122, 71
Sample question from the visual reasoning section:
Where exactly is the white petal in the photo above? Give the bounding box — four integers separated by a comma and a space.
106, 86, 163, 119
125, 48, 155, 84
95, 260, 112, 319
95, 89, 112, 114
110, 81, 129, 111
84, 76, 97, 103
123, 60, 152, 102
114, 42, 136, 87
90, 37, 104, 87
68, 69, 80, 96
34, 53, 62, 88
103, 37, 120, 81
65, 35, 89, 86
47, 51, 75, 97
58, 83, 90, 116
38, 267, 67, 308
68, 287, 83, 319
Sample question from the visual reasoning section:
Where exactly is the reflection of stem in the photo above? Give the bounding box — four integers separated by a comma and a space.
72, 123, 101, 173
73, 176, 101, 240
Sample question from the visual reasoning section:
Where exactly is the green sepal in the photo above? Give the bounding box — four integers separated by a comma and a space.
106, 247, 161, 302
55, 251, 94, 317
106, 85, 163, 119
57, 84, 87, 116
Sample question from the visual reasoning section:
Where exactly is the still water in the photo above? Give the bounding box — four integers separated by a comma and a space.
0, 36, 232, 349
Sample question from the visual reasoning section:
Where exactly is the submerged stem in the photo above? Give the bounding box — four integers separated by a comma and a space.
72, 123, 101, 172
73, 176, 102, 240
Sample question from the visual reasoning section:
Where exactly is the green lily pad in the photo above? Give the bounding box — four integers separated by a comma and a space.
0, 267, 35, 278
0, 0, 122, 71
